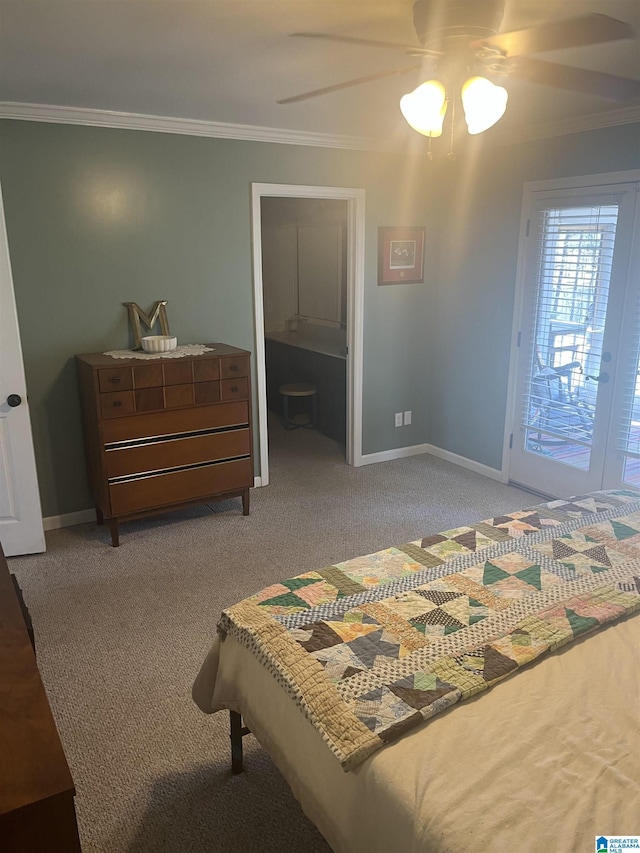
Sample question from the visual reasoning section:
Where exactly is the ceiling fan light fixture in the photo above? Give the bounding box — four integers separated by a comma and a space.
400, 80, 447, 137
461, 75, 508, 134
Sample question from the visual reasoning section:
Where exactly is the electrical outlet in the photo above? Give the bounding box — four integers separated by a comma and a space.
394, 412, 403, 427
404, 410, 412, 425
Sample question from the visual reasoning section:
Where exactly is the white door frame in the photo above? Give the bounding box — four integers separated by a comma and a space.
503, 168, 640, 492
250, 183, 365, 485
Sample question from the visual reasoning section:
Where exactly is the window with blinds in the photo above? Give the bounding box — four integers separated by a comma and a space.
522, 203, 619, 470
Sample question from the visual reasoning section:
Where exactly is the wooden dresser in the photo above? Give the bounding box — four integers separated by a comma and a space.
76, 343, 253, 546
0, 544, 82, 852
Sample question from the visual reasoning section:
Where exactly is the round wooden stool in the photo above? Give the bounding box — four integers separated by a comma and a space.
279, 383, 318, 430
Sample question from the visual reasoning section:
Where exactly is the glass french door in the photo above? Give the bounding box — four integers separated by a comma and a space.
509, 175, 640, 497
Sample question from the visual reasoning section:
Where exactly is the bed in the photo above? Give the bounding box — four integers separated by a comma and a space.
193, 489, 640, 853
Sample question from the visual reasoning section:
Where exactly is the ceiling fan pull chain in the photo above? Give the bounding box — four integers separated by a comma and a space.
427, 135, 433, 160
447, 95, 457, 161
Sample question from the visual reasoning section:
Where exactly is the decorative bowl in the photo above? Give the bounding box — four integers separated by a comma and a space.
141, 335, 178, 353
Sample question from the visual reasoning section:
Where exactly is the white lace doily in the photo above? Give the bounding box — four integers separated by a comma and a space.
103, 344, 215, 360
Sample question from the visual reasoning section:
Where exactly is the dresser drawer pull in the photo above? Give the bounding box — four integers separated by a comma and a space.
113, 401, 122, 408
230, 385, 238, 392
105, 423, 248, 450
230, 364, 238, 372
108, 455, 250, 484
111, 376, 121, 384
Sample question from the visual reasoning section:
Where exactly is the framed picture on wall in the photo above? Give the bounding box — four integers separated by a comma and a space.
378, 226, 426, 285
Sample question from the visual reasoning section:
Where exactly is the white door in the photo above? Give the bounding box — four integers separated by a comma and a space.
0, 185, 45, 556
508, 172, 640, 498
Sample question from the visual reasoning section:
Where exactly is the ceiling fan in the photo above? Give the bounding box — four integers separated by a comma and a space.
278, 0, 640, 140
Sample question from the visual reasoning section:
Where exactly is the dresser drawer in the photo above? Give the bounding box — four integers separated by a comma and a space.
105, 428, 251, 478
163, 361, 193, 386
98, 367, 132, 393
221, 377, 249, 401
102, 401, 249, 443
109, 457, 253, 515
221, 355, 249, 379
194, 381, 221, 406
134, 387, 165, 412
165, 383, 195, 409
193, 358, 220, 382
101, 390, 135, 418
133, 363, 163, 388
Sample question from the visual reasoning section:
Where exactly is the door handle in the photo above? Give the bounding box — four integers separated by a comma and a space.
7, 394, 22, 407
585, 372, 609, 383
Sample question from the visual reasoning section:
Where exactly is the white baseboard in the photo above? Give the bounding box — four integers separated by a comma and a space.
359, 442, 506, 482
43, 478, 265, 531
358, 443, 433, 466
43, 509, 96, 531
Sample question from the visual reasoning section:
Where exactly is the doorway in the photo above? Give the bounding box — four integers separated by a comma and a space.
506, 170, 640, 497
251, 184, 365, 486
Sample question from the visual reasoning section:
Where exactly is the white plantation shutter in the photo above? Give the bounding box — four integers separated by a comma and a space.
521, 202, 619, 453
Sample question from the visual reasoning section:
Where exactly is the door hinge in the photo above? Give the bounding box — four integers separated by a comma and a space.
517, 331, 521, 348
509, 433, 513, 449
525, 219, 530, 237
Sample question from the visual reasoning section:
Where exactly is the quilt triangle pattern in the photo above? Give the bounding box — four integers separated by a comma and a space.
219, 489, 640, 772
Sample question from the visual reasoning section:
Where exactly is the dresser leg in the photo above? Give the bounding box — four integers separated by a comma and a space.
242, 488, 250, 516
96, 506, 104, 525
109, 518, 120, 547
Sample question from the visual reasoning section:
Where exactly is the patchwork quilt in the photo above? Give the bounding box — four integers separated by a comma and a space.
218, 489, 640, 771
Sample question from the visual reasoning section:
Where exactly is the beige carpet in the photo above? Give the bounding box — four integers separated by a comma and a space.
10, 421, 534, 852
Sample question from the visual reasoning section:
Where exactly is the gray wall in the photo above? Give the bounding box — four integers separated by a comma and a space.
426, 122, 640, 470
0, 120, 433, 516
1, 119, 637, 518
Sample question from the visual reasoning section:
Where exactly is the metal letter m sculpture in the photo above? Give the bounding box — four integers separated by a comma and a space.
124, 301, 170, 350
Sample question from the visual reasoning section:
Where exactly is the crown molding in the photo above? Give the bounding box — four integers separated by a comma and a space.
492, 104, 640, 147
0, 100, 638, 153
0, 101, 388, 152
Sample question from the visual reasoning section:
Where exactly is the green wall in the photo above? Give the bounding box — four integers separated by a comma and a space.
0, 120, 434, 516
427, 122, 640, 470
1, 118, 637, 518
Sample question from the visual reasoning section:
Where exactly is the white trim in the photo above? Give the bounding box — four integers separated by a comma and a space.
493, 105, 640, 147
1, 101, 637, 152
360, 442, 505, 482
251, 183, 365, 485
253, 476, 263, 488
0, 102, 386, 152
503, 168, 640, 491
509, 169, 640, 195
43, 508, 96, 531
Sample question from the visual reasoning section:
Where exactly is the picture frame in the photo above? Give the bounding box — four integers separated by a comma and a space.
378, 226, 426, 285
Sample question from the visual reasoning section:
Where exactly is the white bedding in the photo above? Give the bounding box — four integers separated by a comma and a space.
193, 612, 640, 853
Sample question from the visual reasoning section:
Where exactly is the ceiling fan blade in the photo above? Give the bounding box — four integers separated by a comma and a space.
290, 32, 442, 58
277, 64, 422, 105
473, 14, 635, 58
510, 57, 640, 101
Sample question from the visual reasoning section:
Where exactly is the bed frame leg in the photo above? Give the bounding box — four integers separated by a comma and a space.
229, 710, 250, 774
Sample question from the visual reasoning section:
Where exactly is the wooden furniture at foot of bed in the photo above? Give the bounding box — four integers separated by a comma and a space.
76, 344, 253, 546
0, 544, 82, 852
229, 710, 251, 774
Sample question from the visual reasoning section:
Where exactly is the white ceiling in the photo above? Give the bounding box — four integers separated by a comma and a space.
1, 0, 639, 144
